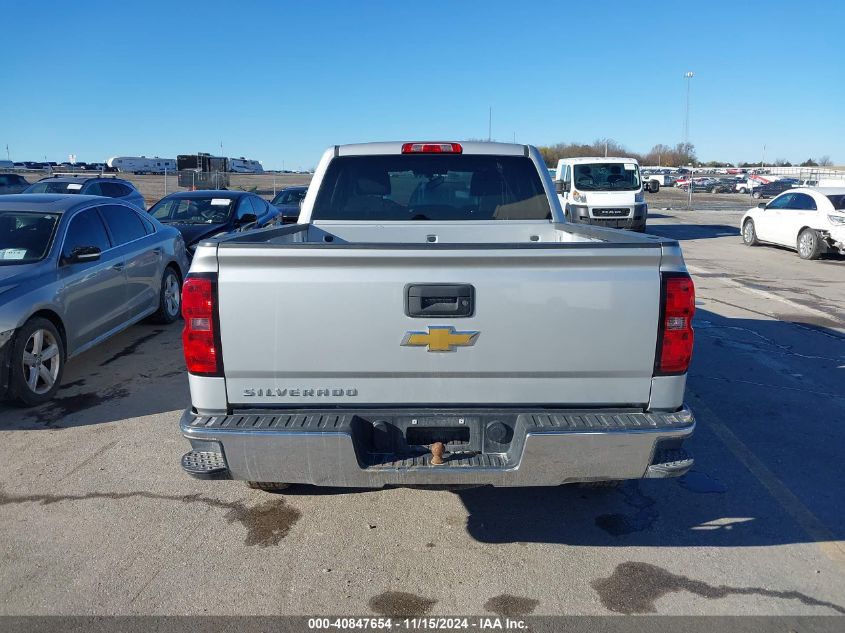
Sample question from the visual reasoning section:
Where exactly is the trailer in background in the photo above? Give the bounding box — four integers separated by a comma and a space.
106, 156, 176, 174
176, 153, 230, 189
228, 157, 264, 173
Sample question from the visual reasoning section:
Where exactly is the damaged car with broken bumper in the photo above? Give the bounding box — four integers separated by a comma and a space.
179, 141, 697, 489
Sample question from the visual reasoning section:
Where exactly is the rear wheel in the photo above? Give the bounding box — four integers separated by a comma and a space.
7, 317, 65, 406
752, 190, 762, 199
152, 267, 181, 324
797, 228, 823, 260
742, 219, 759, 246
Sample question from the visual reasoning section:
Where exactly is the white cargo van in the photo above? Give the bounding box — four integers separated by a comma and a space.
554, 157, 648, 232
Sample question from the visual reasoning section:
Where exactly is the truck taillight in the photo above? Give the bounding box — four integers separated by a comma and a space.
656, 273, 695, 375
182, 275, 222, 376
401, 142, 463, 154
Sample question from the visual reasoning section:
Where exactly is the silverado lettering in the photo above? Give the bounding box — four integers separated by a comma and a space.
242, 388, 358, 397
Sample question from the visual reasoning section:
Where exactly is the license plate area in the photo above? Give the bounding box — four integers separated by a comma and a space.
593, 207, 630, 217
351, 413, 514, 459
406, 425, 470, 446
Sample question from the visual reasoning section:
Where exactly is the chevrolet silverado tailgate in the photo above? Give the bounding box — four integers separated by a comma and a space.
215, 242, 662, 408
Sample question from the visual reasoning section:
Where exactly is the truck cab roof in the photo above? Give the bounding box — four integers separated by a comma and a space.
557, 157, 640, 164
335, 141, 528, 157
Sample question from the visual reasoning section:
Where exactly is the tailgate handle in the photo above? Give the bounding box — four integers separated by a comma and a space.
405, 284, 475, 318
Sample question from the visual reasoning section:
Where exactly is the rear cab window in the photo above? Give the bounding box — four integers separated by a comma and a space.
311, 154, 551, 221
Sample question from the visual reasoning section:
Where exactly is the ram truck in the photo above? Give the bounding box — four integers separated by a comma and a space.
179, 141, 696, 489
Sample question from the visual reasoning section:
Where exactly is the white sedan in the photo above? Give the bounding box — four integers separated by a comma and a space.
740, 187, 845, 260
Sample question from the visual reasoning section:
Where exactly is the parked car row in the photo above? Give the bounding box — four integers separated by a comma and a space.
675, 176, 741, 193
0, 183, 308, 405
2, 161, 110, 172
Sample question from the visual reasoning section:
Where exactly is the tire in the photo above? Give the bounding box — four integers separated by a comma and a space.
151, 266, 181, 324
742, 219, 759, 246
752, 190, 762, 199
797, 228, 823, 260
248, 481, 291, 493
710, 187, 718, 194
738, 187, 747, 194
6, 317, 65, 406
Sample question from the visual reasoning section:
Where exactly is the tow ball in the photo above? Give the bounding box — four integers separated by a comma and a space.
431, 442, 445, 465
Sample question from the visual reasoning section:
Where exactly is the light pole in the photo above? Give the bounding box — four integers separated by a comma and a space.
488, 107, 492, 142
687, 163, 694, 210
683, 72, 694, 147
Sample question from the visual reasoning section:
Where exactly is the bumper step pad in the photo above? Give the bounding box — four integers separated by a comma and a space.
645, 448, 694, 478
181, 450, 228, 478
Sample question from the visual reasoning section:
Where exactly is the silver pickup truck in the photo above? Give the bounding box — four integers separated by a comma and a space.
179, 141, 696, 489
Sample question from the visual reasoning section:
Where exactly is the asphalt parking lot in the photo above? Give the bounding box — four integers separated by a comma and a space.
0, 205, 843, 618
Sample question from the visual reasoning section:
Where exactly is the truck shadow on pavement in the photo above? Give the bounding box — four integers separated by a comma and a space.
647, 223, 740, 240
458, 307, 845, 550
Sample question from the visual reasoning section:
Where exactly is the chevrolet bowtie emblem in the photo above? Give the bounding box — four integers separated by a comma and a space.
401, 326, 480, 352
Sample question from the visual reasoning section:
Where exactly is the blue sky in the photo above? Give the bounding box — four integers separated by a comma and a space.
2, 0, 843, 169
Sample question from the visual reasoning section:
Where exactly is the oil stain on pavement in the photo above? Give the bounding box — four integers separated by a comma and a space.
229, 498, 302, 547
368, 591, 437, 617
591, 561, 845, 614
483, 594, 539, 617
0, 488, 301, 547
31, 384, 131, 426
99, 329, 165, 366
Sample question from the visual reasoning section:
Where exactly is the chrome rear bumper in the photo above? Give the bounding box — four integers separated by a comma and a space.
180, 406, 695, 487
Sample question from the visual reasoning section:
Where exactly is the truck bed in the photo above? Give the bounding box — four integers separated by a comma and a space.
220, 219, 666, 247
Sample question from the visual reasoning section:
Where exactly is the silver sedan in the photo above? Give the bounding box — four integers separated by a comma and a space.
0, 194, 189, 405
